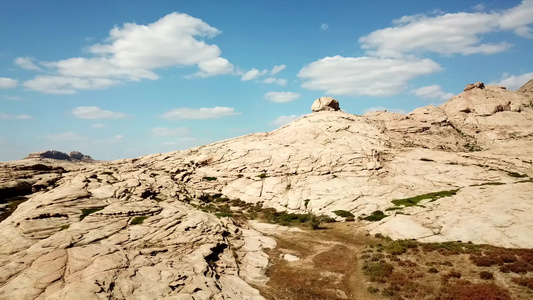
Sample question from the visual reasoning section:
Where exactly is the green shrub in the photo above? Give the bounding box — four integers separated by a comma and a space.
386, 241, 407, 255
256, 173, 268, 179
131, 216, 148, 225
203, 176, 217, 181
362, 261, 394, 282
367, 286, 380, 294
215, 212, 233, 218
333, 210, 355, 218
363, 210, 388, 221
80, 207, 105, 220
391, 189, 459, 207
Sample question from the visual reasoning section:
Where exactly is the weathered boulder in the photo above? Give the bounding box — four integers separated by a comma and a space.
463, 81, 485, 91
311, 97, 340, 112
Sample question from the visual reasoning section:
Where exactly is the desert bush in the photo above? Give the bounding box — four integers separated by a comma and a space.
438, 282, 512, 300
504, 260, 533, 273
130, 216, 148, 225
367, 286, 379, 293
333, 210, 354, 218
480, 271, 494, 280
391, 189, 459, 207
511, 277, 533, 290
80, 207, 104, 220
386, 241, 407, 255
362, 261, 394, 282
428, 267, 439, 273
215, 212, 233, 218
363, 210, 388, 221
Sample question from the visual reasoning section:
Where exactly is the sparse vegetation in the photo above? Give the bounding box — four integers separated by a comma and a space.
130, 216, 148, 225
362, 210, 388, 221
391, 189, 459, 208
202, 176, 217, 181
80, 207, 105, 220
333, 210, 354, 218
256, 173, 268, 179
215, 212, 233, 218
480, 271, 494, 280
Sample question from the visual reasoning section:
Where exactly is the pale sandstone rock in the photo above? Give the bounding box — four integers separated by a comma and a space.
1, 82, 533, 299
311, 96, 340, 112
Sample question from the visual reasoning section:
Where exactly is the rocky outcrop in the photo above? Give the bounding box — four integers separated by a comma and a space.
311, 97, 340, 112
25, 150, 94, 162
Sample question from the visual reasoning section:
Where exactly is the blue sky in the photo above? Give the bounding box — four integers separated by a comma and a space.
1, 0, 532, 161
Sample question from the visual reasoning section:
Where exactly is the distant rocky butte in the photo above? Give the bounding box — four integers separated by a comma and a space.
25, 150, 94, 162
1, 81, 533, 299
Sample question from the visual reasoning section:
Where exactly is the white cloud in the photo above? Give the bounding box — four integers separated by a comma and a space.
0, 112, 33, 120
360, 12, 511, 57
262, 77, 287, 86
364, 107, 407, 114
2, 95, 23, 101
44, 132, 85, 142
321, 23, 329, 30
298, 55, 442, 96
473, 4, 485, 12
151, 127, 191, 137
0, 77, 18, 89
270, 64, 286, 75
72, 106, 130, 119
491, 72, 533, 90
14, 57, 42, 71
23, 12, 235, 94
411, 84, 454, 101
90, 123, 106, 129
499, 0, 533, 38
360, 1, 533, 58
241, 68, 268, 81
271, 114, 304, 126
264, 91, 300, 103
160, 106, 240, 120
23, 76, 119, 94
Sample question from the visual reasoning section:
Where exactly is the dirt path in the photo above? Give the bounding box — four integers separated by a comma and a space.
253, 222, 384, 300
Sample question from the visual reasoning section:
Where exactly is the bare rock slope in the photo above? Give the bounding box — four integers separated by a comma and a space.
1, 81, 533, 299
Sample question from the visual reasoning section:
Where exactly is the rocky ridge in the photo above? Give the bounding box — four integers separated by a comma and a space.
1, 81, 533, 299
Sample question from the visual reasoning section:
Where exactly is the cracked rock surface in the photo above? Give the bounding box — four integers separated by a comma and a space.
1, 81, 533, 299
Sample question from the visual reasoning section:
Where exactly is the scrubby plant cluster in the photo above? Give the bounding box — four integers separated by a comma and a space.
360, 235, 533, 299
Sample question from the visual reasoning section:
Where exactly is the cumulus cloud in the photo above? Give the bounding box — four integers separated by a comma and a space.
321, 23, 329, 30
360, 1, 533, 58
363, 107, 407, 114
151, 127, 191, 137
0, 112, 33, 120
72, 106, 130, 119
241, 68, 268, 81
270, 64, 286, 75
23, 12, 235, 94
264, 91, 300, 103
298, 55, 442, 96
90, 123, 106, 129
0, 77, 18, 89
44, 132, 86, 142
24, 76, 119, 94
499, 0, 533, 38
360, 13, 509, 57
271, 114, 304, 126
262, 77, 287, 86
411, 84, 454, 101
14, 57, 42, 71
160, 106, 239, 120
491, 72, 533, 90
